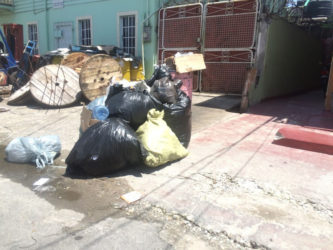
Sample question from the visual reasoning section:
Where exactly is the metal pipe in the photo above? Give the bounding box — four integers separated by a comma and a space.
198, 3, 207, 92
141, 7, 161, 76
45, 1, 50, 51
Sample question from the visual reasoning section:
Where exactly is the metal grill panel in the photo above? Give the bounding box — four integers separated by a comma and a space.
205, 0, 257, 49
205, 14, 256, 48
202, 63, 251, 93
206, 0, 257, 15
158, 4, 203, 52
202, 50, 253, 93
163, 17, 202, 48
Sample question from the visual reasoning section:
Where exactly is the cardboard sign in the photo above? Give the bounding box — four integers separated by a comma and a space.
174, 53, 206, 73
80, 106, 99, 133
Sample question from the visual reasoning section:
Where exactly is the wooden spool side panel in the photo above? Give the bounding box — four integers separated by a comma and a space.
80, 55, 122, 101
30, 65, 81, 107
7, 84, 32, 105
61, 52, 90, 73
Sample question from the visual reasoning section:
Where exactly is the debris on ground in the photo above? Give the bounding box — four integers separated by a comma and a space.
120, 191, 143, 203
65, 52, 205, 176
65, 118, 145, 176
0, 107, 9, 112
5, 135, 61, 169
6, 84, 31, 105
136, 109, 189, 168
2, 49, 205, 176
33, 177, 50, 187
105, 86, 157, 130
0, 85, 12, 98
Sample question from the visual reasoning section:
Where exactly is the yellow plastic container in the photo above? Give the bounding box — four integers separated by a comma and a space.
51, 55, 64, 64
116, 58, 131, 81
131, 61, 145, 81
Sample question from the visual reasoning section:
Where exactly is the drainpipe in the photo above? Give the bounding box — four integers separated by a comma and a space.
45, 1, 50, 51
146, 0, 150, 26
141, 1, 161, 76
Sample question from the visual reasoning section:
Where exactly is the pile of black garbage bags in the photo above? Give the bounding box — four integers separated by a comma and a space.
65, 66, 192, 176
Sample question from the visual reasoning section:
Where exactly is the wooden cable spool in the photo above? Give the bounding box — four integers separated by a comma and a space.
61, 52, 89, 73
7, 84, 32, 105
79, 54, 122, 101
30, 65, 81, 107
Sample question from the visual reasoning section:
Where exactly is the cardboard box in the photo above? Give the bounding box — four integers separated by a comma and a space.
173, 53, 206, 73
80, 106, 99, 133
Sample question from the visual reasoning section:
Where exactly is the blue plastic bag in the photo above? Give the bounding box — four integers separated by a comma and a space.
87, 96, 107, 110
5, 135, 61, 169
87, 96, 109, 120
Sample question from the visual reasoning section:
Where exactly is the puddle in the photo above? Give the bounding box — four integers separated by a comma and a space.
0, 145, 133, 223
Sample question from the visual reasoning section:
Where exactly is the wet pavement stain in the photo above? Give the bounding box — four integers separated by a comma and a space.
0, 145, 135, 223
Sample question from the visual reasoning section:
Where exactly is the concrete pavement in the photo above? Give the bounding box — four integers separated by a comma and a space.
0, 90, 333, 249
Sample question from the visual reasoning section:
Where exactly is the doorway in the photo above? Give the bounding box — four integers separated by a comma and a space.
54, 22, 73, 49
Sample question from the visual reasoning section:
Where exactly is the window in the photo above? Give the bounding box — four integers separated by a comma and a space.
52, 0, 64, 8
27, 23, 38, 55
119, 15, 136, 56
78, 18, 91, 45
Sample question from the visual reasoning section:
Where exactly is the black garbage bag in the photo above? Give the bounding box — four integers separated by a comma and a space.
106, 83, 124, 99
146, 65, 171, 87
65, 118, 145, 176
105, 89, 157, 130
150, 77, 182, 104
151, 89, 192, 148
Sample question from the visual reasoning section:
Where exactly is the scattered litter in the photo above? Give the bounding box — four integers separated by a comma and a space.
146, 65, 171, 87
33, 177, 50, 186
7, 84, 32, 106
121, 191, 142, 203
86, 95, 107, 110
0, 107, 9, 112
153, 88, 192, 148
174, 52, 194, 57
0, 85, 13, 98
136, 109, 188, 167
105, 87, 157, 130
92, 105, 109, 121
5, 135, 61, 169
34, 185, 56, 192
150, 77, 181, 104
66, 52, 198, 177
66, 118, 145, 176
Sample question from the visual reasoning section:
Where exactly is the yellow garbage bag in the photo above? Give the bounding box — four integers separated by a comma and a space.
136, 109, 189, 167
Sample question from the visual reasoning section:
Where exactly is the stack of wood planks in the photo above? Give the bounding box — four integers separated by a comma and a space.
0, 85, 12, 98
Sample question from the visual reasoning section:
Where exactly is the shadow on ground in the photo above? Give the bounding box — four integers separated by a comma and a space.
247, 90, 333, 131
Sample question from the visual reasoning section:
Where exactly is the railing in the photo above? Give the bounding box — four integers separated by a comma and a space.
0, 0, 13, 6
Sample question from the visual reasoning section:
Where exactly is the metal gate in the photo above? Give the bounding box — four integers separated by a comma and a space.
158, 3, 203, 90
158, 0, 258, 94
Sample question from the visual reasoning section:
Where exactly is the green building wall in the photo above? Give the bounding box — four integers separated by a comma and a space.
249, 18, 322, 104
0, 0, 162, 78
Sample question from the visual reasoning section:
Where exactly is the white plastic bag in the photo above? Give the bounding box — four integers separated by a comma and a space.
5, 135, 61, 169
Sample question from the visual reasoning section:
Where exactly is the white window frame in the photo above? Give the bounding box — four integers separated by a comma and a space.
76, 16, 93, 46
117, 11, 138, 56
27, 22, 39, 55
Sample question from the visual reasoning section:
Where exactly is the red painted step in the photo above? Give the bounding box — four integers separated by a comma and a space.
274, 127, 333, 155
